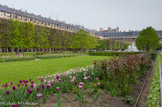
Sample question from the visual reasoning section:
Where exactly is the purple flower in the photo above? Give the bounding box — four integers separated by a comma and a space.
79, 82, 84, 86
31, 81, 34, 84
6, 91, 10, 95
42, 84, 45, 89
10, 82, 14, 85
85, 70, 88, 72
37, 77, 40, 80
41, 78, 43, 82
27, 89, 32, 94
12, 104, 18, 107
26, 80, 28, 83
47, 84, 50, 89
18, 84, 20, 87
5, 83, 8, 87
84, 72, 87, 75
79, 86, 83, 89
19, 80, 22, 84
31, 85, 33, 88
23, 80, 26, 83
29, 79, 32, 81
74, 82, 78, 86
56, 87, 60, 91
96, 78, 98, 81
37, 93, 42, 98
36, 88, 39, 92
25, 84, 28, 87
97, 83, 101, 87
58, 79, 62, 82
56, 75, 59, 79
51, 82, 54, 86
13, 86, 16, 90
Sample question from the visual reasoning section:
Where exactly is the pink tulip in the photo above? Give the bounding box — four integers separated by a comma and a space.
79, 86, 83, 89
84, 77, 88, 80
37, 93, 42, 98
56, 87, 60, 91
79, 82, 84, 86
97, 83, 101, 87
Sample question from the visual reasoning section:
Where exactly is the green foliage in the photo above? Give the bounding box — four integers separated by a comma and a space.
71, 30, 89, 49
88, 35, 98, 49
97, 39, 129, 50
94, 54, 150, 96
123, 95, 135, 104
149, 51, 157, 60
21, 22, 35, 48
9, 20, 23, 48
135, 27, 160, 52
93, 90, 100, 101
89, 51, 142, 56
86, 88, 95, 96
71, 30, 98, 50
147, 55, 160, 107
122, 43, 129, 50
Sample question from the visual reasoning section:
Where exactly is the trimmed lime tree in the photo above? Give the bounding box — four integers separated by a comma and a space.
71, 30, 97, 52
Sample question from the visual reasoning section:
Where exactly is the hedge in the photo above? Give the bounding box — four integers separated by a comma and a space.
89, 51, 142, 56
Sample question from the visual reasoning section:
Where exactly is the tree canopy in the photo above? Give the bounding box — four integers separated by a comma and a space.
71, 30, 98, 50
135, 27, 160, 52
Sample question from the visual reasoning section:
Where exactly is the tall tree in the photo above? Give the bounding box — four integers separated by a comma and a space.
135, 27, 160, 52
71, 30, 89, 50
9, 20, 24, 55
88, 34, 98, 49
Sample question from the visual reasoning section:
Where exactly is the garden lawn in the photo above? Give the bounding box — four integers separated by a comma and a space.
0, 56, 110, 84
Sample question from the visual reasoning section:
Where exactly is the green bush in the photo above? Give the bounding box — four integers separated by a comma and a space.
0, 52, 15, 56
89, 51, 142, 56
23, 52, 37, 56
149, 51, 157, 60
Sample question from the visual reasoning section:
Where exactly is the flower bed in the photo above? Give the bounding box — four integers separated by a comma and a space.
147, 55, 160, 107
0, 54, 152, 106
93, 54, 151, 96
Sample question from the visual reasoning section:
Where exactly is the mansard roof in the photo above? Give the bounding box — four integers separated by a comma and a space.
98, 31, 162, 37
0, 4, 81, 30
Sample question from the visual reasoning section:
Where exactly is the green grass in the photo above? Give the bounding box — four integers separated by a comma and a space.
0, 56, 110, 84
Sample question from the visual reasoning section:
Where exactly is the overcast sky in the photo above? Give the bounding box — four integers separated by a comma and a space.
0, 0, 162, 31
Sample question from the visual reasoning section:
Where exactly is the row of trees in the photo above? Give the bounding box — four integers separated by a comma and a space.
97, 39, 129, 50
0, 18, 129, 54
71, 30, 129, 51
0, 19, 75, 53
